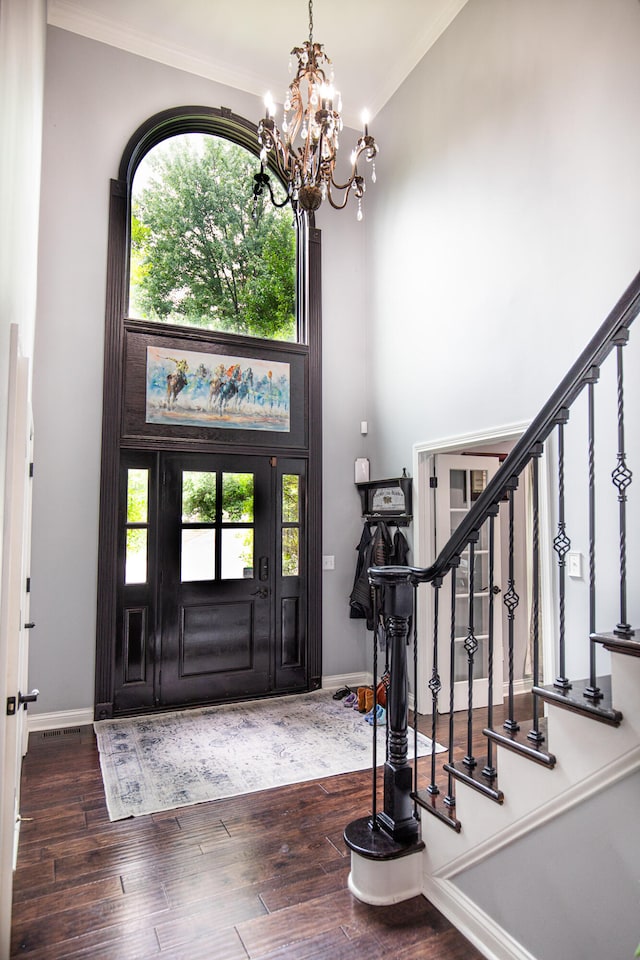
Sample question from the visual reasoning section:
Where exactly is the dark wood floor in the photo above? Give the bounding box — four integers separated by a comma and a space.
9, 694, 532, 959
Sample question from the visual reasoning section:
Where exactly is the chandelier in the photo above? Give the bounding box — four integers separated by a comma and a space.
252, 0, 378, 220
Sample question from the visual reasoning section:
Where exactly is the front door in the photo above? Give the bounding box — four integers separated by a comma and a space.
114, 451, 307, 713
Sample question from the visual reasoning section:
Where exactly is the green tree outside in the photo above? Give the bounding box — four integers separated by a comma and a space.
130, 134, 296, 341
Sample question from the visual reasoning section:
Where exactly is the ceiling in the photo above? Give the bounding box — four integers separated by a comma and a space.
47, 0, 469, 128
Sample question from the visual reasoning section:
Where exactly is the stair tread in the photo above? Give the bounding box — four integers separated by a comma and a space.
532, 675, 622, 726
413, 789, 462, 832
484, 718, 556, 767
443, 757, 504, 804
591, 631, 640, 658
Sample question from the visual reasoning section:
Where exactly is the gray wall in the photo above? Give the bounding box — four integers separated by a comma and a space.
367, 0, 640, 477
455, 769, 640, 960
30, 27, 370, 715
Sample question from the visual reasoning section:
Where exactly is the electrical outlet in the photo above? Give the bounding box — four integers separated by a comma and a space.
322, 555, 335, 570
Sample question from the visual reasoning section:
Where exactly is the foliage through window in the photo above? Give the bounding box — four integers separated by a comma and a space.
129, 133, 296, 341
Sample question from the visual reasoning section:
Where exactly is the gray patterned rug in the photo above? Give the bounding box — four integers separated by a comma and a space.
94, 690, 443, 821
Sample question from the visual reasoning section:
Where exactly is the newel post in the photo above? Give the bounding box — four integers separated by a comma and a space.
377, 579, 420, 842
344, 570, 424, 905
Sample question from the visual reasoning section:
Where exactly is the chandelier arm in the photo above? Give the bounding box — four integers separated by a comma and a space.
325, 182, 352, 210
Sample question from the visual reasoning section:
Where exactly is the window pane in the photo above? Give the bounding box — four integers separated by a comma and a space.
450, 469, 466, 509
127, 469, 148, 523
222, 473, 254, 522
182, 471, 216, 522
282, 527, 299, 577
221, 528, 254, 579
181, 528, 215, 582
282, 474, 300, 523
125, 529, 147, 584
129, 133, 296, 342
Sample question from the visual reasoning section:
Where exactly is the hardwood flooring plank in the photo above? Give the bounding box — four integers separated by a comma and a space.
11, 888, 170, 956
258, 866, 348, 913
10, 876, 123, 926
154, 889, 267, 952
256, 928, 385, 960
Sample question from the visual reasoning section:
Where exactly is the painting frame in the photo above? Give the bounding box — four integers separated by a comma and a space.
121, 322, 308, 450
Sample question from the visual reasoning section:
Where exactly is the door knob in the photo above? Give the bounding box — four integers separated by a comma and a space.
252, 588, 268, 599
24, 622, 36, 629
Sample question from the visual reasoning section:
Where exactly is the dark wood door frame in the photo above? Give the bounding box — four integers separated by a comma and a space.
94, 107, 323, 720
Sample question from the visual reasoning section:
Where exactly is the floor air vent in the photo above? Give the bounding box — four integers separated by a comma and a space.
42, 727, 82, 738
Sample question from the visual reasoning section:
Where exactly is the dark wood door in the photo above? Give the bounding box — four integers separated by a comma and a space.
159, 452, 273, 706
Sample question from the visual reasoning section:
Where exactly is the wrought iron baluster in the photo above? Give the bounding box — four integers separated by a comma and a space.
585, 368, 603, 700
553, 410, 572, 689
427, 578, 442, 796
528, 447, 545, 744
503, 481, 520, 732
412, 584, 418, 814
483, 510, 498, 779
370, 585, 381, 831
463, 537, 479, 770
444, 561, 459, 810
611, 331, 635, 639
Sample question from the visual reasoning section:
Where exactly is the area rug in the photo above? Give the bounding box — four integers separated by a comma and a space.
94, 690, 444, 821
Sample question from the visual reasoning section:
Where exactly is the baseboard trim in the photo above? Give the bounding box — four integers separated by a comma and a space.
28, 708, 94, 733
322, 671, 371, 691
422, 876, 537, 960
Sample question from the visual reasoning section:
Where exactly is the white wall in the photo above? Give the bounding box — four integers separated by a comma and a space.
30, 26, 370, 715
367, 0, 640, 477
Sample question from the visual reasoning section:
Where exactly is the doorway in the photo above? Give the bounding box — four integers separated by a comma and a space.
115, 451, 307, 714
412, 422, 555, 713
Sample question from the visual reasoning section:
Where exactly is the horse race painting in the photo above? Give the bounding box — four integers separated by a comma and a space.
145, 346, 290, 432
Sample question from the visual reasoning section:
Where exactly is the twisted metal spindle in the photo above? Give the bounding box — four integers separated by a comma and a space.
463, 538, 479, 770
482, 510, 498, 779
611, 332, 635, 638
528, 447, 545, 744
444, 560, 459, 810
503, 482, 520, 732
427, 579, 442, 796
553, 411, 572, 689
413, 583, 419, 814
585, 369, 603, 700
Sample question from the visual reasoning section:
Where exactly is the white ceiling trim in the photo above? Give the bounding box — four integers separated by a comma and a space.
47, 0, 267, 103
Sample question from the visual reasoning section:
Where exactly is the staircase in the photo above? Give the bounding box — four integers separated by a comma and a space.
344, 273, 640, 960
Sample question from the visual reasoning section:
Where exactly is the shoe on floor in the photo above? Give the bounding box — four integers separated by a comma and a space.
343, 692, 358, 707
332, 686, 351, 700
366, 705, 386, 725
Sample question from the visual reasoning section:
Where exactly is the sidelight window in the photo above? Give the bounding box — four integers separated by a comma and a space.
125, 469, 149, 584
281, 474, 300, 577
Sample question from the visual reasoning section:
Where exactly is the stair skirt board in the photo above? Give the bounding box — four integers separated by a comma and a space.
422, 876, 539, 960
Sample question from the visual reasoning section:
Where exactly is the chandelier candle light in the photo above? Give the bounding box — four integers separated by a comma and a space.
252, 0, 378, 219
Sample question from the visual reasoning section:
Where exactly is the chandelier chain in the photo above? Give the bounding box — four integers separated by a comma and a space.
308, 0, 313, 46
